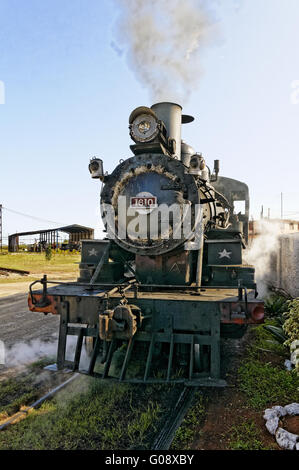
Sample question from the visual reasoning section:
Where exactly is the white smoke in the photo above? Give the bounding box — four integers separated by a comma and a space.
5, 338, 58, 367
5, 336, 90, 370
244, 220, 283, 298
112, 0, 217, 103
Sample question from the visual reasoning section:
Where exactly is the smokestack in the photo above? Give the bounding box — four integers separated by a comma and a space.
151, 102, 182, 160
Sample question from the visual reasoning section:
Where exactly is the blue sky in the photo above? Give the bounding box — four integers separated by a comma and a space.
0, 0, 299, 240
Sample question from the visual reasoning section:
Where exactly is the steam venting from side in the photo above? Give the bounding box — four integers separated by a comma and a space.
112, 0, 216, 103
244, 220, 282, 298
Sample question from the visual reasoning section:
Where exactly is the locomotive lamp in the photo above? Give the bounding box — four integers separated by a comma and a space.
129, 106, 160, 143
189, 153, 209, 180
88, 157, 104, 180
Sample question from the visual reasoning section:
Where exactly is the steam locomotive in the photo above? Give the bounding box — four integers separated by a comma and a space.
29, 102, 264, 386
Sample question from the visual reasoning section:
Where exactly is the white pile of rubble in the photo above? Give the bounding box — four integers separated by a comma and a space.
264, 403, 299, 450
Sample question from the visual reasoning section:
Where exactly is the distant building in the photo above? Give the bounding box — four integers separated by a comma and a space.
8, 224, 94, 252
249, 219, 299, 239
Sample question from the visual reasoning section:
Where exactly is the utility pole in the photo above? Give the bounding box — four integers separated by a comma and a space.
281, 193, 283, 220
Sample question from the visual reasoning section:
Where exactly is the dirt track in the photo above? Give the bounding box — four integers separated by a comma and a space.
0, 293, 59, 378
0, 282, 35, 299
0, 294, 59, 349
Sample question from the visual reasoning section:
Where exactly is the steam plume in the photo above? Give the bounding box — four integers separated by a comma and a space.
112, 0, 216, 103
5, 338, 57, 367
5, 336, 89, 370
244, 220, 282, 298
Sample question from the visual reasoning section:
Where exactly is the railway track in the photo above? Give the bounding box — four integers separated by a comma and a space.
152, 387, 196, 450
0, 267, 30, 276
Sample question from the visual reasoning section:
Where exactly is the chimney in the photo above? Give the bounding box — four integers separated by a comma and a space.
151, 102, 182, 160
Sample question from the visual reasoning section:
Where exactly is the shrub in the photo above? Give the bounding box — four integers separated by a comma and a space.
264, 294, 289, 320
283, 298, 299, 346
45, 246, 52, 261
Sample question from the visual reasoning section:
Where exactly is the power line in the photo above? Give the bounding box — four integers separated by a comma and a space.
2, 206, 65, 226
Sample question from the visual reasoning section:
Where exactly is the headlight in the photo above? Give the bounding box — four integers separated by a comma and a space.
138, 119, 151, 134
131, 113, 159, 143
88, 157, 104, 180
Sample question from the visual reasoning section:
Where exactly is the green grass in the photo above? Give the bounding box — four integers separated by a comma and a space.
0, 358, 56, 418
237, 321, 299, 409
0, 252, 80, 277
238, 360, 299, 409
170, 392, 206, 450
229, 420, 269, 450
0, 378, 173, 450
0, 377, 38, 418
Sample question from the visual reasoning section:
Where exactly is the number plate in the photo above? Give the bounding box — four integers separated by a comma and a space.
130, 196, 157, 209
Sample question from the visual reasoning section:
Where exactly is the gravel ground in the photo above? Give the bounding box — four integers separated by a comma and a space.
0, 281, 34, 299
0, 293, 59, 379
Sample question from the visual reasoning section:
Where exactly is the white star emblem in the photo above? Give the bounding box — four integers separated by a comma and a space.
218, 249, 232, 259
88, 248, 98, 257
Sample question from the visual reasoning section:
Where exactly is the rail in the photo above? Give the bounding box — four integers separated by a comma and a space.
0, 373, 79, 431
152, 387, 196, 450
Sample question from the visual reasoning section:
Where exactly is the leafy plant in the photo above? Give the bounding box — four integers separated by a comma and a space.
263, 325, 287, 344
250, 320, 287, 357
283, 298, 299, 346
264, 294, 289, 320
45, 246, 52, 261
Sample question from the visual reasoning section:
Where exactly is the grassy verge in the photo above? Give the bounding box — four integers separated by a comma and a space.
237, 320, 299, 410
0, 378, 174, 450
0, 252, 80, 275
0, 358, 58, 419
169, 317, 298, 451
0, 252, 80, 285
227, 319, 299, 450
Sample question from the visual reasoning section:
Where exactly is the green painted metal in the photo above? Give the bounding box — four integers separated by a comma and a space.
31, 160, 262, 386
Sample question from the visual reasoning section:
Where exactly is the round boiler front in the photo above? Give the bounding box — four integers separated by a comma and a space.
101, 153, 201, 256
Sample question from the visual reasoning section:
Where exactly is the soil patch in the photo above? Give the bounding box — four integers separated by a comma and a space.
281, 416, 299, 435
